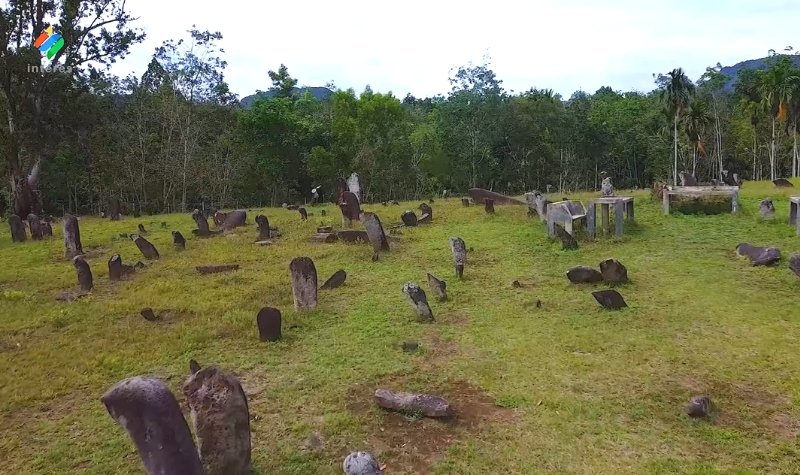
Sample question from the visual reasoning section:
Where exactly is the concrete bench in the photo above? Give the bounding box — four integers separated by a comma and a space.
547, 200, 586, 237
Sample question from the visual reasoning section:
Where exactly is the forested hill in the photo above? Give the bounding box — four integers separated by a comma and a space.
720, 55, 800, 91
240, 86, 334, 107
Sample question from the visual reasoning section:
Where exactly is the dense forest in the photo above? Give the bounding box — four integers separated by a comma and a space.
3, 1, 800, 216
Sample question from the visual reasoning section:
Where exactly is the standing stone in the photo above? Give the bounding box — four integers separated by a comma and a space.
402, 282, 433, 322
686, 396, 712, 418
182, 367, 251, 475
138, 223, 147, 234
192, 209, 217, 237
347, 172, 362, 202
599, 259, 628, 283
212, 211, 227, 227
299, 207, 308, 221
736, 243, 781, 266
566, 266, 603, 283
788, 253, 800, 278
220, 210, 247, 230
256, 307, 282, 342
320, 269, 347, 290
759, 198, 775, 219
553, 223, 578, 250
679, 172, 698, 186
255, 215, 270, 240
335, 177, 348, 204
343, 451, 383, 475
108, 254, 137, 281
419, 203, 432, 219
449, 237, 467, 279
426, 273, 447, 301
461, 198, 470, 207
41, 220, 53, 237
63, 214, 83, 258
101, 376, 205, 475
173, 231, 186, 250
601, 176, 615, 196
130, 234, 159, 260
484, 198, 495, 214
27, 213, 43, 240
290, 257, 318, 310
9, 214, 27, 242
109, 197, 122, 220
73, 255, 93, 291
592, 289, 627, 309
340, 191, 361, 228
401, 210, 418, 226
362, 212, 390, 260
140, 308, 159, 322
189, 359, 202, 374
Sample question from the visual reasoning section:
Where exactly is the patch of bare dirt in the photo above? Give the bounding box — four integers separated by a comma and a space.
346, 378, 519, 474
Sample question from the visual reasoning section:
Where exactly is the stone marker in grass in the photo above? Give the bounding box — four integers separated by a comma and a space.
140, 308, 159, 322
340, 191, 361, 228
196, 264, 239, 275
73, 255, 93, 291
567, 266, 603, 283
736, 243, 781, 266
9, 214, 27, 242
101, 376, 205, 475
426, 273, 447, 301
108, 254, 140, 281
592, 289, 627, 309
256, 307, 282, 342
374, 388, 451, 418
189, 359, 201, 374
362, 212, 390, 261
402, 282, 433, 322
553, 223, 578, 250
130, 234, 159, 260
255, 215, 270, 240
343, 451, 383, 475
686, 395, 712, 418
790, 254, 800, 278
449, 237, 467, 279
299, 207, 308, 221
63, 214, 82, 258
599, 259, 628, 283
172, 231, 186, 250
759, 198, 775, 219
419, 203, 432, 219
401, 210, 418, 226
27, 213, 43, 240
192, 209, 219, 237
183, 366, 251, 475
138, 223, 147, 234
290, 257, 318, 310
320, 269, 347, 290
484, 198, 495, 214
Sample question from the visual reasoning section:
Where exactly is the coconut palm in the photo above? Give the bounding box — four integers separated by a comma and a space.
757, 56, 799, 180
684, 99, 712, 176
660, 68, 695, 185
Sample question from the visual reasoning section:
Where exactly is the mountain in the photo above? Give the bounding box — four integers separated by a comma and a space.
239, 86, 334, 108
719, 55, 800, 91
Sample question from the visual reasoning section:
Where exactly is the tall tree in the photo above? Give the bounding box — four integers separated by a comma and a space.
659, 68, 695, 185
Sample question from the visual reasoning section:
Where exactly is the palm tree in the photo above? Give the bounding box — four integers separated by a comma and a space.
684, 99, 712, 176
660, 68, 695, 185
758, 56, 798, 180
786, 75, 800, 177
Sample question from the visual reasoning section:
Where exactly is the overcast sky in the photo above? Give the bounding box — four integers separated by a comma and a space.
113, 0, 800, 99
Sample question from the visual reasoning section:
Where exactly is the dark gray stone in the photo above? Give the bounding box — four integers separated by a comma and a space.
193, 209, 212, 236
299, 207, 308, 220
109, 198, 122, 221
220, 210, 247, 230
599, 259, 628, 283
484, 198, 495, 214
63, 214, 83, 258
189, 359, 201, 374
196, 264, 239, 274
374, 389, 451, 417
340, 191, 361, 227
255, 215, 270, 240
320, 269, 347, 290
790, 253, 800, 278
426, 273, 447, 301
759, 198, 775, 219
418, 203, 432, 219
108, 254, 137, 281
567, 266, 603, 283
450, 237, 467, 279
686, 395, 712, 418
402, 341, 419, 352
27, 213, 43, 240
130, 234, 159, 260
736, 243, 781, 266
554, 223, 578, 250
401, 210, 418, 226
402, 282, 433, 322
138, 223, 147, 234
173, 231, 186, 250
679, 172, 698, 186
343, 451, 382, 475
773, 178, 794, 187
140, 308, 159, 322
9, 214, 26, 242
73, 255, 93, 291
290, 257, 318, 310
592, 289, 627, 309
337, 230, 370, 243
362, 212, 390, 260
101, 376, 205, 475
256, 307, 281, 342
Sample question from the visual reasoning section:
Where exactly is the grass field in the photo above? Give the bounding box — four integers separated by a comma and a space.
1, 180, 799, 474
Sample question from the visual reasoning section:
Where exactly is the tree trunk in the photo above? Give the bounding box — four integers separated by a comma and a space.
770, 116, 776, 181
752, 129, 757, 180
673, 113, 679, 186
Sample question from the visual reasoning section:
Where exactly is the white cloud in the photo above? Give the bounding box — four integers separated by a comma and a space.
112, 0, 800, 98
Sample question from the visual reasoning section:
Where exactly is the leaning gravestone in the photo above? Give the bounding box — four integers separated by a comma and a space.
789, 253, 800, 278
320, 269, 347, 290
566, 266, 603, 283
736, 243, 781, 266
374, 388, 451, 417
63, 214, 83, 258
773, 178, 794, 188
343, 451, 383, 475
426, 273, 448, 301
9, 214, 27, 242
401, 210, 418, 226
172, 231, 186, 250
592, 289, 627, 309
27, 213, 43, 240
449, 237, 467, 278
299, 207, 308, 221
130, 234, 159, 260
108, 254, 139, 281
362, 212, 390, 260
183, 366, 251, 475
73, 255, 93, 291
138, 223, 147, 234
340, 191, 361, 228
255, 215, 270, 240
402, 282, 433, 322
256, 307, 282, 342
553, 223, 578, 250
484, 198, 495, 214
759, 198, 775, 219
101, 376, 205, 475
220, 210, 247, 230
290, 257, 318, 310
419, 203, 433, 219
599, 259, 628, 283
192, 209, 216, 237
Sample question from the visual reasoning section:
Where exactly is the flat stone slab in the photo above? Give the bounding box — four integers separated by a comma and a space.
373, 388, 452, 418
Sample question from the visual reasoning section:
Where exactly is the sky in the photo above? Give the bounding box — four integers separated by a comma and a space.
112, 0, 800, 99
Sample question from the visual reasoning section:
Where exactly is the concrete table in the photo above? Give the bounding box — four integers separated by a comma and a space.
587, 196, 634, 238
662, 186, 739, 215
790, 196, 800, 236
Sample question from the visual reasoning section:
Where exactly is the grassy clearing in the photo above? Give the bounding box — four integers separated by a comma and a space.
1, 179, 799, 474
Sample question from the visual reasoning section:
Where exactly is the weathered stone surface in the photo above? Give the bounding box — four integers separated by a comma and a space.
108, 254, 137, 281
402, 282, 433, 322
362, 212, 390, 259
340, 191, 361, 227
773, 178, 794, 187
196, 264, 239, 274
101, 376, 205, 475
41, 220, 53, 237
73, 255, 93, 291
789, 254, 800, 277
484, 198, 495, 214
109, 197, 122, 220
419, 203, 432, 219
192, 209, 218, 237
335, 177, 348, 204
736, 243, 781, 266
63, 214, 83, 258
138, 223, 147, 234
286, 204, 299, 210
599, 259, 628, 283
320, 269, 347, 290
343, 451, 382, 475
592, 289, 627, 309
567, 266, 603, 283
140, 308, 159, 322
130, 234, 159, 260
686, 395, 712, 418
524, 191, 551, 221
220, 210, 247, 230
450, 237, 467, 278
189, 359, 201, 374
255, 215, 270, 240
317, 226, 332, 233
183, 366, 251, 475
374, 388, 451, 417
467, 188, 526, 205
290, 257, 318, 310
401, 210, 418, 226
55, 290, 89, 301
601, 176, 615, 196
299, 207, 308, 220
461, 198, 470, 207
554, 223, 578, 250
347, 172, 362, 202
426, 273, 447, 301
679, 172, 698, 186
759, 198, 775, 219
337, 230, 370, 243
418, 213, 432, 224
256, 307, 281, 342
311, 232, 338, 243
27, 213, 43, 240
173, 231, 186, 250
9, 214, 26, 242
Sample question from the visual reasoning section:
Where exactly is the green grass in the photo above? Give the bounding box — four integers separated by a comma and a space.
1, 179, 799, 474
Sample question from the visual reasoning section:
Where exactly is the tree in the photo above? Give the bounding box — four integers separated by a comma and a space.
659, 68, 695, 185
0, 0, 144, 216
684, 99, 712, 175
757, 55, 800, 179
267, 64, 298, 98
